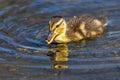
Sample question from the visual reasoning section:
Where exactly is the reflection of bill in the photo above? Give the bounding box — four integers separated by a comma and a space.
48, 44, 68, 69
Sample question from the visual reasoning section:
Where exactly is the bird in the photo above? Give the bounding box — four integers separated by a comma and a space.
45, 14, 107, 44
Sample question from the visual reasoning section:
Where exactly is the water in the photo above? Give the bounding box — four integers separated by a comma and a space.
0, 0, 120, 80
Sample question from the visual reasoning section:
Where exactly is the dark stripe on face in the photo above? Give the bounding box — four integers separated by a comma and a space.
51, 20, 63, 31
56, 20, 63, 28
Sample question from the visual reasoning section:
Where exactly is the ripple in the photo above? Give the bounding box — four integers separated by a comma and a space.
0, 47, 17, 53
107, 31, 120, 38
0, 0, 120, 79
69, 63, 120, 69
69, 57, 120, 62
0, 33, 48, 51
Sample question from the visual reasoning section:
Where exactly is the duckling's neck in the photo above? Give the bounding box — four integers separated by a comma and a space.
54, 21, 70, 43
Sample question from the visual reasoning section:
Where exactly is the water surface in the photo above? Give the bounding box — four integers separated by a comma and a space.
0, 0, 120, 80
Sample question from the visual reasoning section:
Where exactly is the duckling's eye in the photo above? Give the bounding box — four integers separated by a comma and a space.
56, 24, 60, 28
56, 20, 63, 28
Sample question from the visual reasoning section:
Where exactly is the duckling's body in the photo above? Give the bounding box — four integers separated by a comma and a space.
46, 14, 107, 44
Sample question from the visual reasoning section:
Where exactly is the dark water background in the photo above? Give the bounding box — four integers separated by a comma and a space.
0, 0, 120, 80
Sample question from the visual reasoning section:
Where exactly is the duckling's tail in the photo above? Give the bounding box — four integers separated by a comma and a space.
97, 16, 108, 28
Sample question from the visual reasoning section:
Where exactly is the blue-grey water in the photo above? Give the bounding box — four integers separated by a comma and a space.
0, 0, 120, 80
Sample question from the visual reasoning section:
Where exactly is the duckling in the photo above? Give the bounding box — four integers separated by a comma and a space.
46, 14, 107, 44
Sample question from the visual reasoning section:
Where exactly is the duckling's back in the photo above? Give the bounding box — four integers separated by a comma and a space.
96, 15, 107, 27
67, 14, 107, 40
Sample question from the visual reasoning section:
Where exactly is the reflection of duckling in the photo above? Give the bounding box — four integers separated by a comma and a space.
46, 14, 107, 44
48, 44, 68, 69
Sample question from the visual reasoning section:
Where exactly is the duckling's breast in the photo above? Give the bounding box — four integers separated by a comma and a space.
54, 33, 71, 43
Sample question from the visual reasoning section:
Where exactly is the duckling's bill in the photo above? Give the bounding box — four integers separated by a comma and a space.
45, 31, 57, 44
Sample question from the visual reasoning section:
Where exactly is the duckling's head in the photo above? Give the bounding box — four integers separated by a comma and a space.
45, 16, 67, 44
